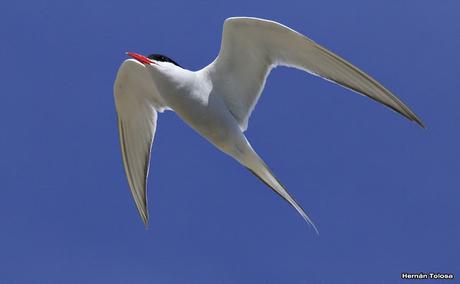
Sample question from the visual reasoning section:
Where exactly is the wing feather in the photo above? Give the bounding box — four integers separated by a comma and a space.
114, 59, 163, 225
209, 17, 424, 130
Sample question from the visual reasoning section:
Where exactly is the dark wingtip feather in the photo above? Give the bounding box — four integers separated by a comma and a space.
414, 117, 426, 129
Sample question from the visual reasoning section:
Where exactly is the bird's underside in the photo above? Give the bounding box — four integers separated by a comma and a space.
114, 17, 423, 233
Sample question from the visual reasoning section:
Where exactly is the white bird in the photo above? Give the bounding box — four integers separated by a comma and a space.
114, 17, 423, 233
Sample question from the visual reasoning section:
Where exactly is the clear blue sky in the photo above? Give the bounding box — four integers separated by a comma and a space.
1, 0, 458, 283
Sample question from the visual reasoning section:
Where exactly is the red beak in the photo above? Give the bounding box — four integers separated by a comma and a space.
126, 52, 155, 65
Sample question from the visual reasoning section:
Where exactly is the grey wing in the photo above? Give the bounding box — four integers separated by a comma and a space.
114, 59, 164, 225
210, 17, 424, 130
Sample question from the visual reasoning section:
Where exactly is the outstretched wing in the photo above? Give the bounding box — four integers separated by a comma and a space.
209, 17, 424, 130
114, 59, 166, 225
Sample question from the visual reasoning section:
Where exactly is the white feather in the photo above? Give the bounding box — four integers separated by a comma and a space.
207, 17, 424, 130
113, 17, 424, 231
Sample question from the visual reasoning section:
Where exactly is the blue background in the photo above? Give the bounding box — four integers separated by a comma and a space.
1, 0, 458, 283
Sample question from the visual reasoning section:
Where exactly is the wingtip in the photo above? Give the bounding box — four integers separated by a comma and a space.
142, 216, 149, 229
400, 103, 425, 129
414, 118, 426, 129
139, 208, 149, 229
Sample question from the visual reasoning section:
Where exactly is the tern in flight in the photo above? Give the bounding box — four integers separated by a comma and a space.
114, 17, 423, 233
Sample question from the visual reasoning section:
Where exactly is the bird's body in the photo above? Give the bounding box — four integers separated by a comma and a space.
114, 17, 423, 233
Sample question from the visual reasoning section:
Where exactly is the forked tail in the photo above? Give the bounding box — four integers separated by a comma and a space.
235, 140, 319, 234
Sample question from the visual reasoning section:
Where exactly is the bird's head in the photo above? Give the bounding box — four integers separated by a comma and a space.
125, 52, 186, 93
126, 52, 182, 70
